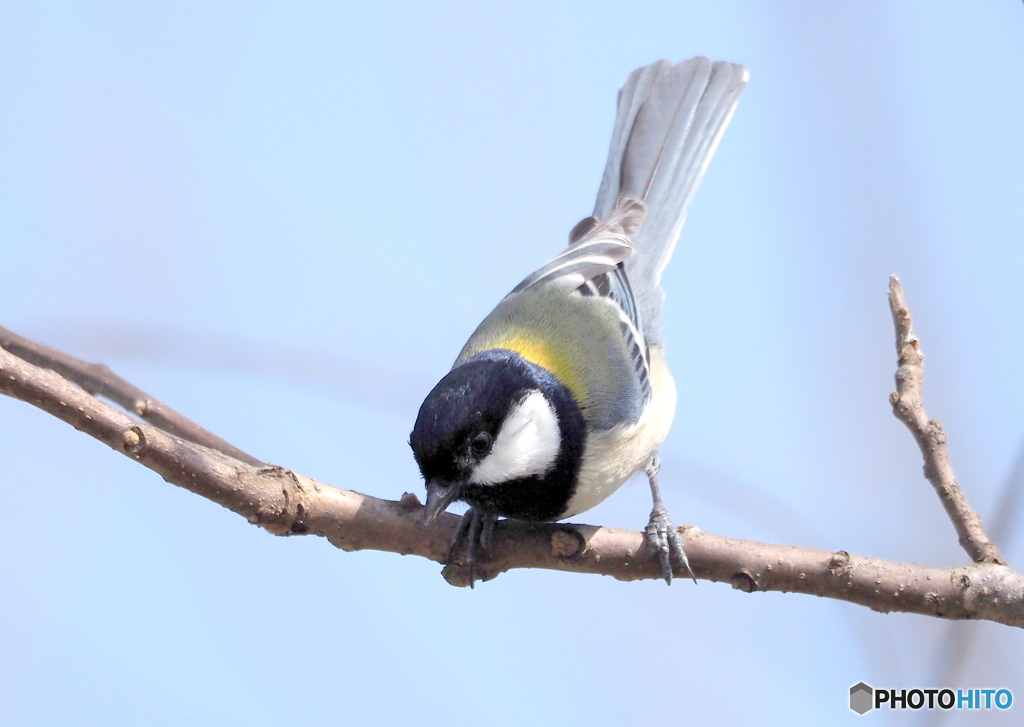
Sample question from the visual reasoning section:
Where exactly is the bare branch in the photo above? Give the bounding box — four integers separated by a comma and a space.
924, 432, 1024, 725
3, 339, 1024, 627
0, 325, 263, 467
887, 276, 1003, 565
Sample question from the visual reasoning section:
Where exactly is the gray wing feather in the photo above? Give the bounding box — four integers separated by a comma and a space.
511, 237, 633, 293
512, 198, 645, 294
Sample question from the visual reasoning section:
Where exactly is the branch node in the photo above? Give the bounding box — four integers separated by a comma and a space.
731, 571, 756, 592
828, 550, 852, 578
550, 529, 584, 558
122, 426, 144, 455
399, 491, 422, 510
251, 465, 310, 536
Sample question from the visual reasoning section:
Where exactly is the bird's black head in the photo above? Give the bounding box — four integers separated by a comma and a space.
410, 349, 586, 522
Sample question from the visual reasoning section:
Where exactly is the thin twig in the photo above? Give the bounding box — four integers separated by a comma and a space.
887, 276, 1003, 564
0, 325, 263, 467
3, 339, 1024, 626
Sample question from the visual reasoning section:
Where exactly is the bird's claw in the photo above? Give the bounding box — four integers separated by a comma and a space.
444, 507, 497, 588
645, 504, 696, 585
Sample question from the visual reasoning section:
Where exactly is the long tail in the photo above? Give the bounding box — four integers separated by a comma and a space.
593, 58, 747, 342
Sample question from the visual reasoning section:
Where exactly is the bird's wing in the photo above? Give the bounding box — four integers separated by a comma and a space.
511, 198, 643, 295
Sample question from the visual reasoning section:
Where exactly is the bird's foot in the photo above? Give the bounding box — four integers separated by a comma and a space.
445, 507, 497, 588
645, 504, 696, 586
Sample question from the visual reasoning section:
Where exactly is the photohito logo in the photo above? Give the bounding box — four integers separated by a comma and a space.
849, 683, 1012, 714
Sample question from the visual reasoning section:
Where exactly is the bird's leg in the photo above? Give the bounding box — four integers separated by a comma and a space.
444, 510, 474, 565
445, 506, 498, 588
466, 509, 483, 588
644, 452, 696, 585
479, 512, 497, 552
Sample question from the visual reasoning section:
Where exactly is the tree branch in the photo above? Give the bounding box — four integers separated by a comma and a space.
887, 276, 1003, 564
2, 318, 1023, 627
0, 325, 263, 467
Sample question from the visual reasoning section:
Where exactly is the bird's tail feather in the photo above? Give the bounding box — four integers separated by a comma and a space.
593, 58, 747, 341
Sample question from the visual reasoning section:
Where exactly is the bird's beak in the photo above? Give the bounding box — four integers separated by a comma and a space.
423, 479, 462, 524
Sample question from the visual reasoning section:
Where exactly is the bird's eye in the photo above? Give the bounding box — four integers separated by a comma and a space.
471, 431, 493, 456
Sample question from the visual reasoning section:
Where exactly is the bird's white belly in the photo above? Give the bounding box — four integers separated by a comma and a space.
560, 346, 676, 518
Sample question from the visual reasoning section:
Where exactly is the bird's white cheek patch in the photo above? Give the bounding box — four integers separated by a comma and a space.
470, 391, 560, 485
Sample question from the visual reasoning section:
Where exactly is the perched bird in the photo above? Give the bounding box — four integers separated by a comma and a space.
410, 57, 747, 585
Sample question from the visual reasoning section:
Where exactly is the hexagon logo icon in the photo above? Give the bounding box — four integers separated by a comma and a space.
850, 682, 873, 715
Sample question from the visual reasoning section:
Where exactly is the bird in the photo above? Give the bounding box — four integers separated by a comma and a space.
410, 57, 747, 586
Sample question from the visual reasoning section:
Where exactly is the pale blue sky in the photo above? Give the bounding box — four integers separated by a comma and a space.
2, 2, 1024, 725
